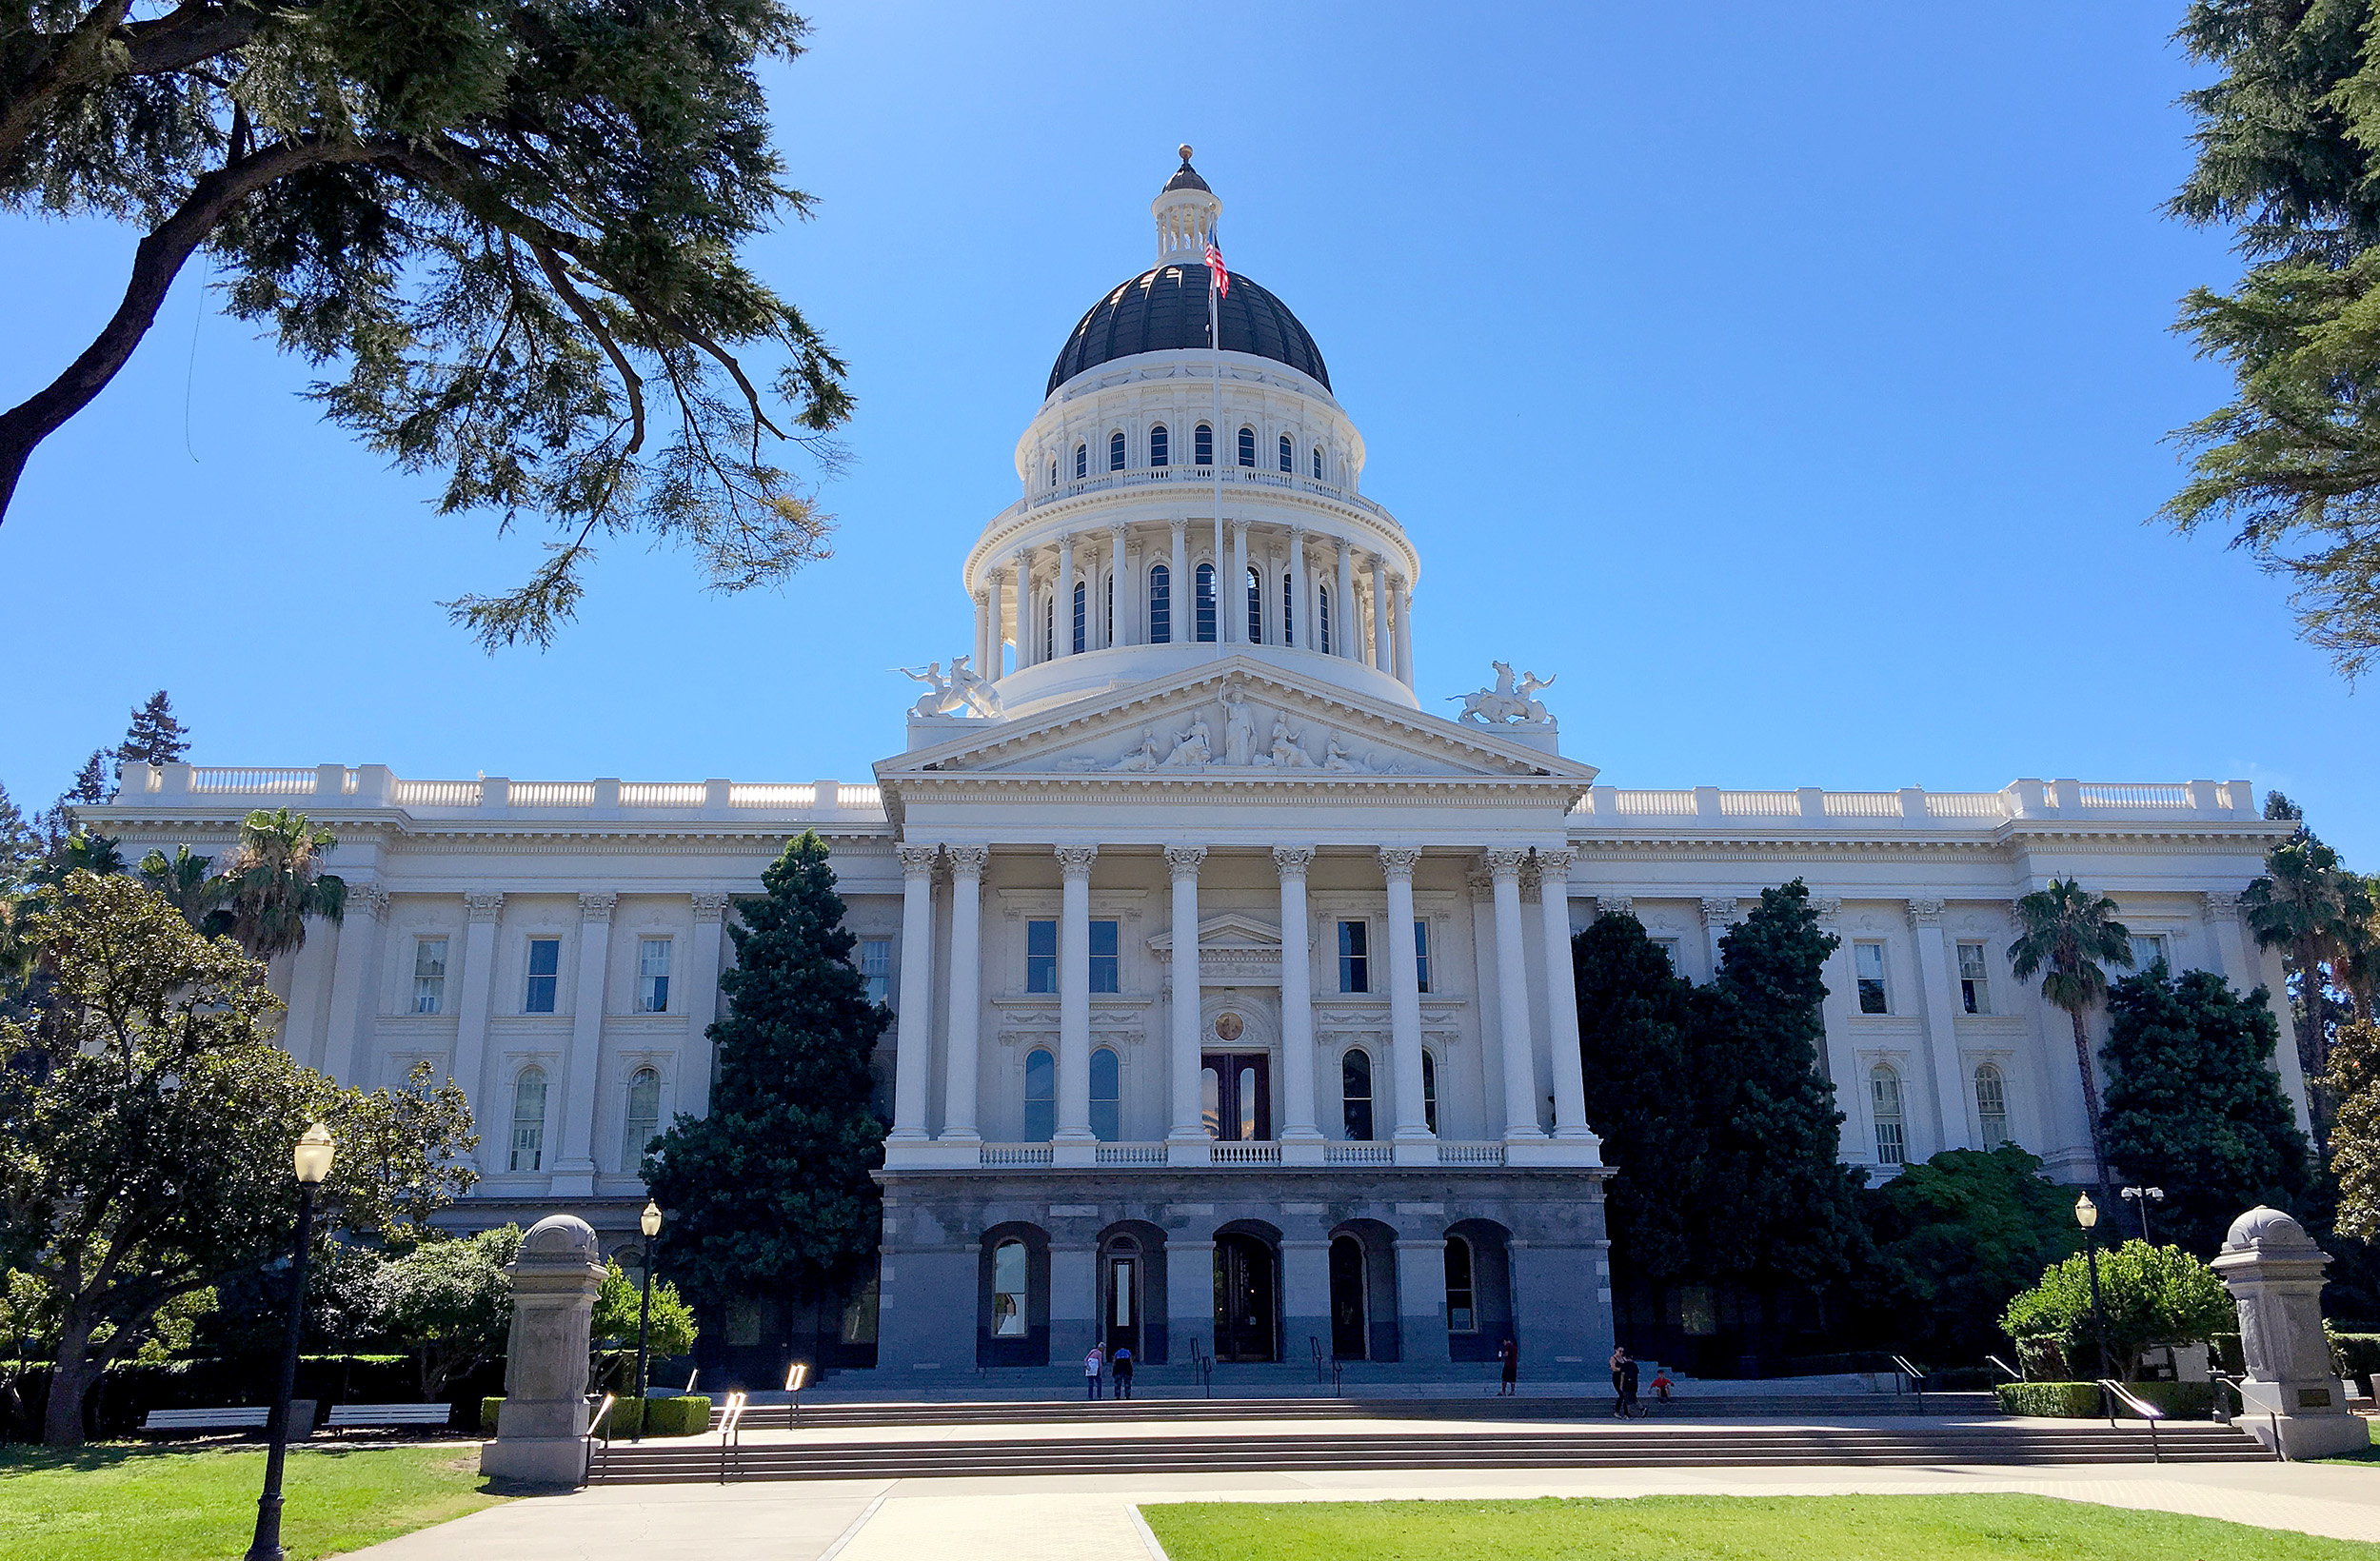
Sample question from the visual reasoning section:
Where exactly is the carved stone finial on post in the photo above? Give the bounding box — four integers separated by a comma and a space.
2211, 1206, 2368, 1457
480, 1214, 608, 1485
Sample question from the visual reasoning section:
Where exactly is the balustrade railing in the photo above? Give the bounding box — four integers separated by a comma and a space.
188, 767, 316, 794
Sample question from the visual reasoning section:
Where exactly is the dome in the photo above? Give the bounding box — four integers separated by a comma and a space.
2224, 1206, 2315, 1252
1047, 266, 1330, 395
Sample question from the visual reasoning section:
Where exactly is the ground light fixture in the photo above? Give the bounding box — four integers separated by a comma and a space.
633, 1198, 663, 1442
247, 1122, 334, 1561
2074, 1193, 2112, 1383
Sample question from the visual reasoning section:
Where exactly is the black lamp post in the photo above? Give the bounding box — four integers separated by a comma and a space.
247, 1121, 335, 1561
632, 1198, 662, 1442
2075, 1192, 2112, 1383
2120, 1185, 2165, 1243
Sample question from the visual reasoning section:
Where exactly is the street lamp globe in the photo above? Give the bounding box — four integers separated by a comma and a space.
2074, 1193, 2097, 1231
641, 1199, 664, 1238
292, 1123, 335, 1185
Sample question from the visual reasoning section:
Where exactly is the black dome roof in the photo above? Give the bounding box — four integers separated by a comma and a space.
1047, 266, 1330, 394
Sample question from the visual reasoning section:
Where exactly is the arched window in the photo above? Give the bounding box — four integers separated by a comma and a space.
1148, 563, 1171, 643
1279, 433, 1293, 472
509, 1066, 547, 1172
1075, 442, 1087, 480
1281, 571, 1296, 646
1194, 423, 1213, 466
1104, 571, 1113, 643
1042, 595, 1054, 662
1421, 1049, 1438, 1135
1443, 1234, 1476, 1332
1149, 425, 1169, 467
992, 1238, 1029, 1337
1108, 430, 1125, 471
1341, 1048, 1375, 1141
1072, 580, 1086, 655
1974, 1063, 2009, 1149
1048, 458, 1057, 489
1237, 425, 1256, 467
1245, 564, 1262, 643
1195, 562, 1217, 642
623, 1066, 661, 1170
1319, 584, 1332, 656
1312, 446, 1324, 480
1091, 1047, 1121, 1141
1871, 1063, 1906, 1166
1024, 1048, 1056, 1142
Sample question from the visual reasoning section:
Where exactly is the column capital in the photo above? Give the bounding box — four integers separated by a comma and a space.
1107, 521, 1128, 542
1468, 869, 1496, 904
1056, 844, 1100, 879
465, 891, 505, 922
1595, 895, 1635, 918
1482, 848, 1530, 880
1168, 517, 1188, 536
578, 892, 618, 923
2204, 889, 2245, 922
946, 844, 991, 875
1905, 897, 1947, 927
691, 892, 731, 923
1698, 897, 1739, 927
1378, 845, 1421, 882
1536, 846, 1577, 875
1163, 843, 1206, 879
1010, 548, 1031, 567
1334, 535, 1351, 559
1809, 895, 1843, 924
1271, 844, 1315, 879
897, 842, 941, 876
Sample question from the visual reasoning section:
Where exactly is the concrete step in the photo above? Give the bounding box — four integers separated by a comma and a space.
726, 1393, 2001, 1431
591, 1422, 2273, 1484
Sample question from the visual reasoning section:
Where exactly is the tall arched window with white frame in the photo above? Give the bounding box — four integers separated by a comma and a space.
1024, 1048, 1056, 1141
509, 1066, 547, 1172
1149, 425, 1169, 467
623, 1066, 661, 1170
1195, 423, 1213, 465
1312, 445, 1323, 480
1072, 581, 1086, 655
1195, 563, 1217, 642
1245, 564, 1261, 643
1871, 1063, 1906, 1166
1237, 425, 1257, 467
1318, 583, 1332, 655
1148, 563, 1171, 643
1421, 1048, 1438, 1134
1278, 433, 1293, 472
1281, 570, 1296, 646
1341, 1048, 1374, 1141
1108, 430, 1125, 471
1090, 1047, 1121, 1141
1075, 442, 1087, 480
1974, 1062, 2009, 1149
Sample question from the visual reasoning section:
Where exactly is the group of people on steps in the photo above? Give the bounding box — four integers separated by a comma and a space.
1066, 1337, 1670, 1410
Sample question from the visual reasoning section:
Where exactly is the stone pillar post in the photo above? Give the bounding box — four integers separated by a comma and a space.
939, 846, 988, 1144
1056, 534, 1077, 658
1279, 1238, 1332, 1356
1699, 897, 1738, 977
888, 844, 940, 1144
1486, 851, 1545, 1142
322, 883, 388, 1085
1469, 871, 1506, 1132
2213, 1207, 2369, 1457
1049, 1242, 1097, 1367
1392, 576, 1414, 685
1168, 523, 1189, 645
972, 590, 990, 675
1537, 850, 1596, 1144
1165, 846, 1208, 1161
449, 893, 504, 1161
1274, 847, 1323, 1158
1167, 1237, 1215, 1365
1011, 552, 1031, 668
1370, 557, 1391, 671
1335, 540, 1356, 659
1907, 898, 1969, 1156
1395, 1237, 1448, 1365
1380, 847, 1433, 1159
550, 892, 615, 1195
480, 1214, 607, 1485
684, 894, 730, 1116
1054, 845, 1098, 1159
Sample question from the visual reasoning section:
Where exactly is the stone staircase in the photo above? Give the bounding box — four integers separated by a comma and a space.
724, 1392, 2003, 1431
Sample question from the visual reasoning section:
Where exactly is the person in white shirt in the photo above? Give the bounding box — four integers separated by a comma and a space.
1083, 1345, 1105, 1401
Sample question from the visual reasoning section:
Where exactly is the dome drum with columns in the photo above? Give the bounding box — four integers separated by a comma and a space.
77, 151, 2306, 1385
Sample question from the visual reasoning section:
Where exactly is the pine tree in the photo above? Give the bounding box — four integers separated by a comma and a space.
645, 832, 888, 1315
64, 751, 109, 805
2102, 962, 2312, 1254
1573, 912, 1700, 1280
112, 691, 191, 769
0, 784, 36, 887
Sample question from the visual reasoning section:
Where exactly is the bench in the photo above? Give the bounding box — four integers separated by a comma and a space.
325, 1403, 454, 1432
140, 1402, 315, 1437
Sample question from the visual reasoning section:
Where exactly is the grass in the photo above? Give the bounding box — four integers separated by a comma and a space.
0, 1442, 509, 1561
1140, 1493, 2380, 1560
2314, 1417, 2380, 1466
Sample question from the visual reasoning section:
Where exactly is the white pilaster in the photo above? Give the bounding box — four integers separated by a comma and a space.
1056, 534, 1077, 659
987, 570, 1006, 677
1486, 850, 1545, 1142
1166, 845, 1208, 1161
1380, 846, 1433, 1157
684, 893, 730, 1116
1288, 524, 1308, 648
941, 846, 988, 1143
322, 882, 387, 1085
1700, 897, 1738, 975
552, 890, 617, 1194
1274, 846, 1323, 1157
1106, 524, 1128, 649
972, 590, 990, 675
1168, 521, 1189, 645
1230, 521, 1249, 645
1537, 849, 1596, 1145
1392, 575, 1413, 685
1055, 844, 1099, 1159
1335, 540, 1356, 659
1011, 552, 1031, 668
1908, 898, 1968, 1156
890, 843, 940, 1142
1370, 557, 1390, 670
450, 892, 504, 1161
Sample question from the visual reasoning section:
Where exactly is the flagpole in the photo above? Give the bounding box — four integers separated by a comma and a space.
1209, 246, 1226, 644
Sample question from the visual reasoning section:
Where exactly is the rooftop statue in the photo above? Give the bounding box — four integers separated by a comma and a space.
1451, 661, 1556, 726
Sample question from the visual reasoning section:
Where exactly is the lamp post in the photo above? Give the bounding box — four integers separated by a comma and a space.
632, 1198, 662, 1442
2120, 1185, 2165, 1243
247, 1122, 335, 1561
2075, 1192, 2112, 1384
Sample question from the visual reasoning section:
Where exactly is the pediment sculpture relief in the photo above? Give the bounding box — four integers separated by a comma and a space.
1077, 685, 1393, 775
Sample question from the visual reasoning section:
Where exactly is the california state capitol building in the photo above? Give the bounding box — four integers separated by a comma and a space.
82, 152, 2305, 1381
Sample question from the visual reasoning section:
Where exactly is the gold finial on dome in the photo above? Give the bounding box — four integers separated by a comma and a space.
1179, 143, 1194, 163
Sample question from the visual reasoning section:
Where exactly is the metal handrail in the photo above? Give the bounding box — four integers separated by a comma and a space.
784, 1361, 810, 1427
2210, 1373, 2287, 1460
716, 1391, 749, 1484
584, 1393, 618, 1485
2096, 1377, 2163, 1463
1889, 1354, 1927, 1407
1310, 1336, 1325, 1385
1985, 1354, 2022, 1383
1189, 1337, 1213, 1399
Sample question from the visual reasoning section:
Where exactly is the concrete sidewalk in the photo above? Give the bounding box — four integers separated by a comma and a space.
345, 1458, 2380, 1560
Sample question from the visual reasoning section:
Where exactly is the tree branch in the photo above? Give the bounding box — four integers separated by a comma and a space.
0, 0, 134, 168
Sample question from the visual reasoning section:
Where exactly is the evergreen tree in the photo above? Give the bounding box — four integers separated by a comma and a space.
1856, 1145, 2082, 1362
63, 751, 109, 806
0, 784, 35, 886
1573, 913, 1701, 1280
2100, 962, 2312, 1254
2323, 1018, 2380, 1241
111, 691, 191, 770
645, 832, 887, 1315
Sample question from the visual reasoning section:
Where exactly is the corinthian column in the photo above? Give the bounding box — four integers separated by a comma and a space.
1011, 552, 1031, 667
1056, 534, 1077, 658
1379, 846, 1432, 1155
1335, 540, 1356, 659
1054, 844, 1099, 1156
1274, 846, 1323, 1156
1165, 845, 1208, 1161
1484, 851, 1545, 1142
889, 844, 940, 1143
1537, 848, 1595, 1144
941, 846, 989, 1143
551, 891, 617, 1195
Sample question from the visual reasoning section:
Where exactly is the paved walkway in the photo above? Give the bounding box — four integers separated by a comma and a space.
346, 1456, 2380, 1559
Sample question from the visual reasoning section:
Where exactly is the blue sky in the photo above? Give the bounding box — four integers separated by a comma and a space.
4, 4, 2370, 859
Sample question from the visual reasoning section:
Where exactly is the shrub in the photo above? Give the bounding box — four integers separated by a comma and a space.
1994, 1380, 2214, 1418
2330, 1331, 2380, 1385
478, 1393, 711, 1439
2000, 1241, 2231, 1381
2210, 1332, 2244, 1375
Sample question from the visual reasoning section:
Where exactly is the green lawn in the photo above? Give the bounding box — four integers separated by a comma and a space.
0, 1443, 508, 1561
1141, 1494, 2380, 1560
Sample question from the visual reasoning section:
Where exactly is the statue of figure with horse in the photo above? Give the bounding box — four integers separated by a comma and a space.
1449, 661, 1556, 725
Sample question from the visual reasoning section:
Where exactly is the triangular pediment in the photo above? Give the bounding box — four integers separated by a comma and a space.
879, 657, 1597, 789
1145, 911, 1282, 959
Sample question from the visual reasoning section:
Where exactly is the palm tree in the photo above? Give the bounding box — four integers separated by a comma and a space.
2009, 878, 2134, 1202
214, 809, 346, 960
2244, 836, 2356, 1093
2332, 872, 2379, 1024
137, 845, 227, 937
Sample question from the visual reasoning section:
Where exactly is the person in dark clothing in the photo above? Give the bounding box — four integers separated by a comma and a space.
1610, 1346, 1636, 1417
1112, 1345, 1135, 1399
1497, 1337, 1519, 1397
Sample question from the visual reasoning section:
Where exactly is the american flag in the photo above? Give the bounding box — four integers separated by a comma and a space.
1203, 224, 1228, 298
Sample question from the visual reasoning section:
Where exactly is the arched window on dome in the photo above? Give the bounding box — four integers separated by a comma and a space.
1871, 1063, 1906, 1166
1245, 564, 1262, 643
1194, 563, 1217, 642
1279, 434, 1293, 473
1319, 584, 1332, 656
1075, 443, 1087, 481
1237, 425, 1256, 467
1072, 581, 1086, 655
1108, 431, 1125, 472
1042, 595, 1054, 662
1149, 425, 1169, 467
1312, 446, 1324, 481
1280, 571, 1296, 647
1048, 458, 1058, 489
1148, 564, 1171, 644
1194, 424, 1213, 466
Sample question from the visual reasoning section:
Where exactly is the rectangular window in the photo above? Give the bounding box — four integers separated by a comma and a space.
1339, 920, 1370, 994
1414, 919, 1432, 995
1025, 919, 1058, 994
1090, 919, 1120, 994
2130, 934, 2170, 971
1854, 941, 1889, 1015
1652, 938, 1681, 971
411, 937, 447, 1016
1957, 941, 1991, 1015
636, 937, 672, 1013
524, 937, 561, 1014
860, 939, 892, 1007
1975, 1066, 2010, 1150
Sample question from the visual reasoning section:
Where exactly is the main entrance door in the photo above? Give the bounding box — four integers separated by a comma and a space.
1328, 1235, 1369, 1359
1101, 1237, 1142, 1358
1201, 1053, 1271, 1140
1214, 1233, 1278, 1361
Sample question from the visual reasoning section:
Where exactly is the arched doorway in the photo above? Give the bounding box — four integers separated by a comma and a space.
1328, 1235, 1368, 1359
1214, 1231, 1279, 1361
1329, 1219, 1400, 1362
1101, 1232, 1144, 1359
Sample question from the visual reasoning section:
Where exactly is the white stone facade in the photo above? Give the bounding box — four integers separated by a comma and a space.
81, 158, 2300, 1377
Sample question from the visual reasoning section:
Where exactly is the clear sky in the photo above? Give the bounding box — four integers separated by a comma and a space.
4, 4, 2370, 860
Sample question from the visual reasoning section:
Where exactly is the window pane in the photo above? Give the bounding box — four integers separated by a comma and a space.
1281, 571, 1295, 646
1024, 1049, 1056, 1141
1239, 1066, 1258, 1140
1422, 1049, 1438, 1135
624, 1067, 661, 1166
2130, 935, 2168, 970
1149, 563, 1171, 644
1108, 431, 1124, 471
1089, 919, 1120, 994
525, 938, 560, 1014
1312, 446, 1323, 480
1414, 920, 1432, 995
1339, 919, 1369, 993
1957, 942, 1990, 1015
1202, 1065, 1221, 1138
510, 1068, 546, 1171
1195, 563, 1217, 642
413, 937, 447, 1016
1319, 584, 1332, 655
1090, 1047, 1121, 1141
639, 938, 672, 1013
1854, 941, 1888, 1014
1150, 425, 1169, 466
1075, 443, 1087, 479
1195, 423, 1213, 465
860, 939, 892, 1006
993, 1240, 1028, 1336
1279, 433, 1293, 472
1237, 425, 1256, 466
1246, 564, 1262, 643
1026, 919, 1058, 994
1341, 1049, 1373, 1141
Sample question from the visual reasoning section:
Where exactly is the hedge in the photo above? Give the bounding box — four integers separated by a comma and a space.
3, 1354, 506, 1442
1995, 1380, 2214, 1418
482, 1394, 712, 1439
2331, 1333, 2380, 1386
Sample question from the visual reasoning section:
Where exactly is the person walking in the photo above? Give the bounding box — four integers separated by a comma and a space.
1497, 1337, 1519, 1397
1610, 1346, 1635, 1418
1083, 1344, 1104, 1401
1112, 1344, 1135, 1399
